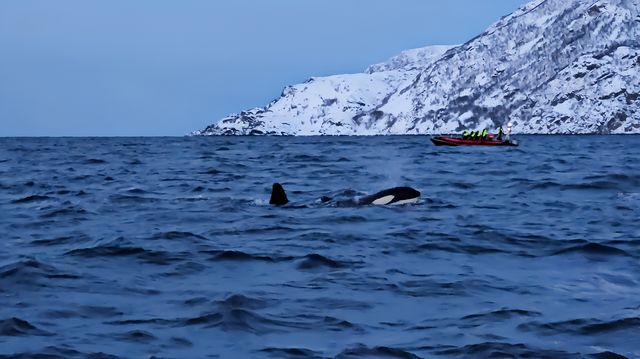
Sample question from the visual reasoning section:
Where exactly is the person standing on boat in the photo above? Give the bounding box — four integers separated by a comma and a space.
497, 126, 504, 141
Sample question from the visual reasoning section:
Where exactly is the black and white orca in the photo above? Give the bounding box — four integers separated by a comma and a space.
269, 183, 420, 206
357, 186, 421, 206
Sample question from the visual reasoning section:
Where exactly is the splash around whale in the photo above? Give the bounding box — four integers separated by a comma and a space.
269, 183, 420, 207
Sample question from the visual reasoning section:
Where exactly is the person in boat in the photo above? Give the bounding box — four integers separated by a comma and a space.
462, 130, 469, 139
481, 129, 488, 140
497, 126, 504, 141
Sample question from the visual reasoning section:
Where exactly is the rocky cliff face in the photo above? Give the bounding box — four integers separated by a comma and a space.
195, 0, 639, 135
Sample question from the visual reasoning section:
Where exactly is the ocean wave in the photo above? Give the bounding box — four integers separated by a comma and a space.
84, 158, 108, 164
177, 297, 363, 335
11, 195, 51, 204
296, 253, 345, 270
336, 344, 420, 359
109, 194, 160, 203
0, 317, 52, 337
40, 204, 89, 219
552, 243, 632, 257
199, 168, 224, 175
111, 330, 156, 343
30, 233, 90, 247
519, 317, 640, 336
259, 347, 322, 359
0, 346, 119, 359
433, 342, 579, 358
150, 231, 208, 241
216, 294, 271, 310
461, 308, 542, 322
0, 259, 80, 287
182, 308, 296, 334
416, 242, 509, 255
584, 173, 640, 187
204, 250, 277, 262
66, 238, 188, 265
529, 180, 622, 191
208, 225, 295, 236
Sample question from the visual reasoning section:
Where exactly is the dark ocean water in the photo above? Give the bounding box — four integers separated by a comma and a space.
0, 136, 639, 359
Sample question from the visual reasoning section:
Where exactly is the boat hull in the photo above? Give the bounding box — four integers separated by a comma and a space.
431, 136, 518, 147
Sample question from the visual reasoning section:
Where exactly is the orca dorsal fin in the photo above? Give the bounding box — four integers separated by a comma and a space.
270, 183, 289, 206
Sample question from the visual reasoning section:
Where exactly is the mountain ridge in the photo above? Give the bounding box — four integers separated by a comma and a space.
195, 0, 639, 136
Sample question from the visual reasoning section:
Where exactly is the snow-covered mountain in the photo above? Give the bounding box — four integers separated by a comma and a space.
195, 0, 640, 135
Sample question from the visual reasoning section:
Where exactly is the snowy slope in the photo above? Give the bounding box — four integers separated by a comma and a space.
195, 0, 640, 135
198, 71, 422, 136
195, 45, 454, 136
365, 45, 455, 74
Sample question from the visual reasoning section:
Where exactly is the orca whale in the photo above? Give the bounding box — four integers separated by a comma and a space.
357, 187, 421, 206
269, 183, 420, 206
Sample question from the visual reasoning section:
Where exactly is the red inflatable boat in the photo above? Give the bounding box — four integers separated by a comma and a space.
430, 136, 518, 147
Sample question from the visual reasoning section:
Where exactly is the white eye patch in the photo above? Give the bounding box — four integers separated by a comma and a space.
390, 197, 419, 205
372, 195, 395, 205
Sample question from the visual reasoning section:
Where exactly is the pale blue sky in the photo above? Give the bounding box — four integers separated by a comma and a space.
0, 0, 527, 136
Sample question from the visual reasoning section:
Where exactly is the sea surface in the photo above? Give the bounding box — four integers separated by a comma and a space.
0, 136, 639, 359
